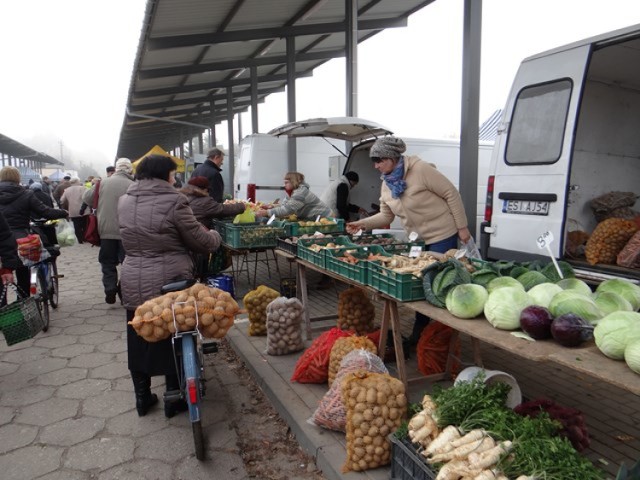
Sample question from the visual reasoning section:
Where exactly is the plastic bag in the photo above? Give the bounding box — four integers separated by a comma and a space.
328, 336, 377, 387
233, 206, 256, 224
460, 236, 482, 260
55, 219, 77, 247
311, 349, 388, 432
16, 234, 51, 267
265, 297, 305, 355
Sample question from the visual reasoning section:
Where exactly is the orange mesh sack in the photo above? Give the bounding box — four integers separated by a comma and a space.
342, 371, 407, 473
290, 327, 353, 383
416, 322, 460, 376
328, 336, 377, 387
311, 349, 388, 432
585, 218, 638, 265
338, 287, 376, 334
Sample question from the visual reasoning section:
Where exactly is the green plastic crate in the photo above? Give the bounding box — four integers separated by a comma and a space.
350, 233, 426, 254
222, 223, 286, 249
297, 236, 354, 268
368, 261, 426, 301
325, 245, 389, 284
289, 218, 345, 236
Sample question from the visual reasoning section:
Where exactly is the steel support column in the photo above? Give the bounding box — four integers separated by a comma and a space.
346, 0, 358, 117
209, 95, 217, 148
250, 66, 259, 134
286, 36, 297, 172
459, 0, 482, 240
226, 87, 235, 196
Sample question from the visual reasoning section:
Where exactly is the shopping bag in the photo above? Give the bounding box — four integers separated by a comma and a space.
16, 234, 50, 267
55, 219, 77, 247
232, 206, 256, 224
0, 283, 45, 345
84, 214, 100, 246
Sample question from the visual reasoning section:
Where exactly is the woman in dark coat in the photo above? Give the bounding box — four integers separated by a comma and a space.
118, 155, 222, 418
0, 167, 68, 296
0, 210, 19, 293
179, 176, 245, 228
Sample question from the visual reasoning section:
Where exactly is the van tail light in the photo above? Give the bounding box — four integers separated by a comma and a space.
247, 183, 256, 203
484, 175, 495, 223
186, 377, 198, 404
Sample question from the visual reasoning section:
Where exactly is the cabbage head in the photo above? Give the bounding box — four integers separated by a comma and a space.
557, 278, 592, 297
516, 271, 549, 291
445, 284, 489, 319
548, 290, 604, 324
527, 283, 563, 309
596, 279, 640, 311
592, 291, 633, 316
487, 276, 524, 294
594, 311, 640, 360
484, 287, 532, 330
624, 339, 640, 374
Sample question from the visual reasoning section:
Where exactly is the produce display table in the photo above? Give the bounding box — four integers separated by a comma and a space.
225, 246, 280, 290
292, 257, 640, 397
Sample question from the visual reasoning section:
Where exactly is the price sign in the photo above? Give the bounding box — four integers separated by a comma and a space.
408, 231, 419, 242
266, 214, 276, 225
536, 231, 554, 249
315, 215, 321, 222
353, 229, 363, 237
409, 246, 422, 258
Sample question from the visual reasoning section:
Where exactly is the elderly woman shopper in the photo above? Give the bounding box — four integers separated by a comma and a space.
60, 177, 89, 244
118, 154, 222, 418
0, 166, 68, 297
180, 176, 245, 228
256, 171, 331, 220
346, 136, 471, 342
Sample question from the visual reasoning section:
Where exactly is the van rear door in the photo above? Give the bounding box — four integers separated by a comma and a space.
486, 44, 591, 260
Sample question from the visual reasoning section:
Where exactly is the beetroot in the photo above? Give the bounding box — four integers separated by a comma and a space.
520, 305, 554, 339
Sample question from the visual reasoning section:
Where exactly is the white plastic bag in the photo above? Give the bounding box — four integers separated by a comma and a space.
460, 236, 482, 260
55, 219, 77, 247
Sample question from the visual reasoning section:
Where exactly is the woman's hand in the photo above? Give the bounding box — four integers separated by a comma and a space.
458, 227, 472, 244
255, 209, 269, 218
346, 220, 366, 234
0, 269, 14, 285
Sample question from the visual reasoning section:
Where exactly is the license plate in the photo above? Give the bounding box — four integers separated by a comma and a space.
502, 200, 550, 215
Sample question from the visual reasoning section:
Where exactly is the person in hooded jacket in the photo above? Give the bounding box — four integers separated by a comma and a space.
0, 166, 68, 296
118, 154, 222, 418
255, 171, 331, 220
60, 178, 89, 244
321, 171, 367, 220
179, 176, 245, 229
29, 182, 54, 208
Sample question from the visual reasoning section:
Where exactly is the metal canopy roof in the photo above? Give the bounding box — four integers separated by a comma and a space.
0, 133, 63, 166
116, 0, 434, 160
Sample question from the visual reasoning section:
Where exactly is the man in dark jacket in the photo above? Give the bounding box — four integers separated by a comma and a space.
0, 210, 19, 287
191, 148, 225, 203
29, 182, 54, 208
53, 175, 72, 207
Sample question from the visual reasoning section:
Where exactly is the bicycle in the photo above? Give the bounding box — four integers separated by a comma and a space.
160, 279, 218, 460
28, 220, 63, 332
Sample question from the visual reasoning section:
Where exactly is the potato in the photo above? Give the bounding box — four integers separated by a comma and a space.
200, 312, 214, 326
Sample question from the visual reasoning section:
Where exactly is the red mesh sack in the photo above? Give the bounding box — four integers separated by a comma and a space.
416, 322, 460, 376
290, 327, 353, 383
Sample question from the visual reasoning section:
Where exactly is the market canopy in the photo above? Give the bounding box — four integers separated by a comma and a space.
132, 145, 186, 173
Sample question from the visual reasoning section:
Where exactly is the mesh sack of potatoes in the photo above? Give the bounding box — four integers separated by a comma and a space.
312, 349, 388, 432
337, 287, 376, 334
617, 230, 640, 268
328, 335, 377, 387
265, 296, 305, 355
585, 218, 638, 265
341, 370, 407, 473
128, 283, 240, 342
243, 285, 280, 336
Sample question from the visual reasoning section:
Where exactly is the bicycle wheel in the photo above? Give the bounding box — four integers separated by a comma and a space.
181, 334, 205, 460
36, 269, 50, 331
48, 261, 59, 309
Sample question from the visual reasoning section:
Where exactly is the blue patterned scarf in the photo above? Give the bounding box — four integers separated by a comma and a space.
382, 157, 407, 198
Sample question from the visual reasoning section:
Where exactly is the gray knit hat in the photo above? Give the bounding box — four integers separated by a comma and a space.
369, 136, 407, 159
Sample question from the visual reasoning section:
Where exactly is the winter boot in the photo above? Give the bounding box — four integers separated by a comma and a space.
131, 371, 158, 417
164, 374, 188, 418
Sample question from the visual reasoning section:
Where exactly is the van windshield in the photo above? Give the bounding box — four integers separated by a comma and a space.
505, 79, 572, 165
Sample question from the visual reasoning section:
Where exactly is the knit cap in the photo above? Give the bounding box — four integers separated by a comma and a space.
115, 158, 133, 174
369, 136, 407, 159
188, 176, 209, 190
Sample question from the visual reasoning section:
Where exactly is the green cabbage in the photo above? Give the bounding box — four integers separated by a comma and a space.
592, 291, 633, 316
484, 287, 532, 330
624, 339, 640, 374
596, 279, 640, 311
548, 290, 604, 325
594, 311, 640, 360
445, 284, 489, 319
487, 276, 524, 294
527, 282, 563, 309
516, 271, 549, 291
557, 278, 592, 297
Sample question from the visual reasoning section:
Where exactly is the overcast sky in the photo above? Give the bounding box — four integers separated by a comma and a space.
0, 0, 638, 168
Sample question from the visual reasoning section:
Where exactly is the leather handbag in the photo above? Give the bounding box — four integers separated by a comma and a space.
84, 181, 101, 246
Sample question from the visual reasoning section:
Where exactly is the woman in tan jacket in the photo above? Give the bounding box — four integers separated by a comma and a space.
346, 136, 471, 342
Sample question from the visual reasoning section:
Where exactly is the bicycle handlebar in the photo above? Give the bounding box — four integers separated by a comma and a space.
161, 279, 197, 294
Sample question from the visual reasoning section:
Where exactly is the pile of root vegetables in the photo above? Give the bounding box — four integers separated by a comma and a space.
402, 374, 603, 480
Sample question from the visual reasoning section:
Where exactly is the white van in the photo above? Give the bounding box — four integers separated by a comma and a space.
267, 117, 493, 239
480, 23, 640, 282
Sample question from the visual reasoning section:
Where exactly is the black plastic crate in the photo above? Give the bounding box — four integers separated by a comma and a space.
389, 434, 435, 480
276, 237, 298, 256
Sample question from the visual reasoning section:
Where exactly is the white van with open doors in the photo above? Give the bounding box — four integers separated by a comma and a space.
268, 117, 493, 239
480, 23, 640, 283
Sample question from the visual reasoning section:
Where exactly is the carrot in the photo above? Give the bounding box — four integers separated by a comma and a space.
430, 436, 495, 463
467, 441, 512, 471
435, 460, 469, 480
423, 425, 461, 457
421, 394, 437, 415
409, 412, 438, 445
449, 429, 487, 449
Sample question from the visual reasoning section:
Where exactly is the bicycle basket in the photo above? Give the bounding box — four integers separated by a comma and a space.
0, 284, 45, 345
